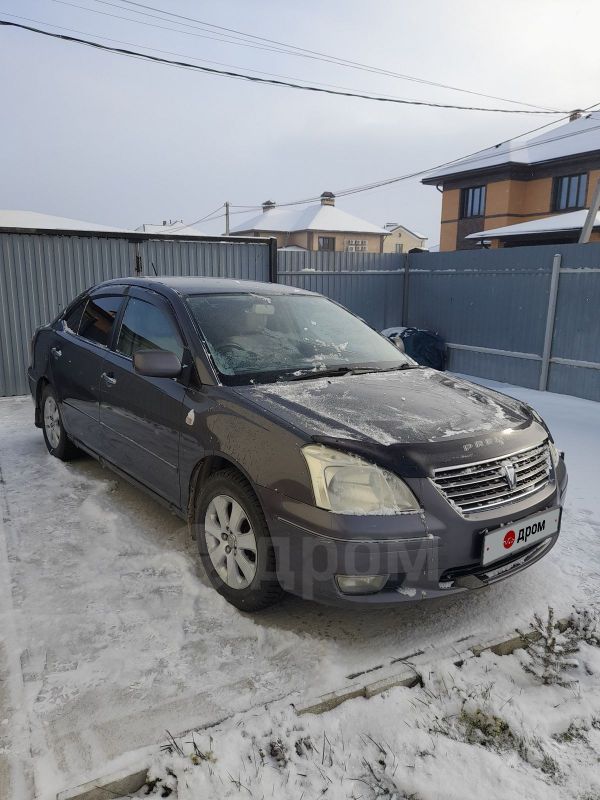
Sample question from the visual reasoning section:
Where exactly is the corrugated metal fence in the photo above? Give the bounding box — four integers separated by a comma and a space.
277, 251, 404, 331
277, 244, 600, 402
0, 233, 270, 396
139, 239, 271, 280
2, 233, 600, 402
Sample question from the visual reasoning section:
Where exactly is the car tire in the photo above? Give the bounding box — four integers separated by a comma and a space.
41, 384, 80, 461
195, 468, 283, 611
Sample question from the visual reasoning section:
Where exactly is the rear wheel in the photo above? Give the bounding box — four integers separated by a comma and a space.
41, 384, 79, 461
195, 468, 283, 611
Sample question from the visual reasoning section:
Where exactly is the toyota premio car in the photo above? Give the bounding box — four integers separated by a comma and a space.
28, 277, 567, 611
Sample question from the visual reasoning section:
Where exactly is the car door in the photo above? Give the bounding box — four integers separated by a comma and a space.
98, 289, 187, 506
50, 291, 125, 453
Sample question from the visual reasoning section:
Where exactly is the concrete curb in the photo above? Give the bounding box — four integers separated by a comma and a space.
296, 615, 574, 716
56, 610, 578, 798
297, 668, 421, 715
56, 764, 148, 800
471, 616, 569, 657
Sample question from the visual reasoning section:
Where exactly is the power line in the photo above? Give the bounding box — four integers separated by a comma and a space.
2, 10, 525, 105
229, 103, 600, 211
159, 203, 227, 232
165, 109, 600, 234
0, 19, 566, 114
99, 0, 559, 112
49, 0, 343, 62
46, 0, 558, 111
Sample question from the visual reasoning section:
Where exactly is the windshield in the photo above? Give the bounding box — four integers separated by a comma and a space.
186, 292, 413, 384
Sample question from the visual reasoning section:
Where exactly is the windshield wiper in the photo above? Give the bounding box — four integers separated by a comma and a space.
284, 366, 355, 382
283, 363, 418, 382
365, 364, 420, 373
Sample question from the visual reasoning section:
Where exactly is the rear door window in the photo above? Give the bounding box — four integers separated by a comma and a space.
116, 297, 184, 361
79, 296, 123, 347
62, 298, 87, 334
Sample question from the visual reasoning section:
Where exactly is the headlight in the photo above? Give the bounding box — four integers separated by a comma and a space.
549, 440, 561, 468
301, 444, 420, 515
529, 408, 561, 466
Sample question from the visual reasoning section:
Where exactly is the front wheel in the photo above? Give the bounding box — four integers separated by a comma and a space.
195, 468, 283, 611
41, 384, 79, 461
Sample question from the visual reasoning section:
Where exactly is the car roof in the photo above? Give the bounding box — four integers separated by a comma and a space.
98, 276, 316, 297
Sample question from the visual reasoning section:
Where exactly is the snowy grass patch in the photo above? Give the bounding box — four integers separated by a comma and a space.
131, 606, 600, 800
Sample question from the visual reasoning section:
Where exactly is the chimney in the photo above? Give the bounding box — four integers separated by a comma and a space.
262, 200, 276, 212
385, 222, 398, 231
320, 191, 335, 206
569, 109, 584, 121
162, 220, 167, 226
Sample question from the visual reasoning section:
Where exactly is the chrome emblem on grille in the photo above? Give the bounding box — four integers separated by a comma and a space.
500, 460, 517, 490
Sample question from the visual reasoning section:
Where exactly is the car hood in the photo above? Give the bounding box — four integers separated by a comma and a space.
235, 368, 533, 447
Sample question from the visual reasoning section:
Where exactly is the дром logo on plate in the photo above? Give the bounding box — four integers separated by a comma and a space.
503, 530, 516, 549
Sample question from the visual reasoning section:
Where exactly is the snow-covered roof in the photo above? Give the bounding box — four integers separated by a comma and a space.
135, 222, 208, 237
230, 203, 388, 235
0, 209, 130, 233
466, 209, 600, 240
385, 223, 427, 239
423, 112, 600, 183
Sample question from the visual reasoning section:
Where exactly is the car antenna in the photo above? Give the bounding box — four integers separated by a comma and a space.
151, 261, 158, 276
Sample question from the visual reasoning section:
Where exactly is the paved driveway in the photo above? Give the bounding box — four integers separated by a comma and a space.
0, 384, 598, 799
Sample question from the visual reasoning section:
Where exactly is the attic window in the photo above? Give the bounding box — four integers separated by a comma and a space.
553, 173, 587, 211
460, 185, 486, 218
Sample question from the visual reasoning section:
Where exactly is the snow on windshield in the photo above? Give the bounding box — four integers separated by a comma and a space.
186, 293, 407, 381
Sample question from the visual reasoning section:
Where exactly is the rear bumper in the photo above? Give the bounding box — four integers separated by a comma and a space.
257, 457, 568, 607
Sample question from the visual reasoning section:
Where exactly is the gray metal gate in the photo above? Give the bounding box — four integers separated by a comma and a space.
0, 232, 271, 397
138, 239, 271, 281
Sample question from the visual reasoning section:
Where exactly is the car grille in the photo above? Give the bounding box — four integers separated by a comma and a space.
431, 442, 552, 514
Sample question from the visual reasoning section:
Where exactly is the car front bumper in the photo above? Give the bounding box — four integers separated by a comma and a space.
258, 457, 568, 607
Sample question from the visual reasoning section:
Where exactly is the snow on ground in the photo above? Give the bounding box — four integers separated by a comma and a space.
0, 377, 599, 799
136, 624, 600, 800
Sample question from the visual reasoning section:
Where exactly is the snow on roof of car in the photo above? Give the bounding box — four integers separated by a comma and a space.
423, 112, 600, 182
230, 202, 388, 235
465, 209, 600, 240
0, 209, 131, 233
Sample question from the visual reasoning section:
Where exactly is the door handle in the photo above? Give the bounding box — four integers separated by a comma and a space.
101, 371, 117, 387
51, 347, 62, 359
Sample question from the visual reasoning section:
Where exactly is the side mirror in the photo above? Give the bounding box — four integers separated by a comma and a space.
133, 349, 182, 378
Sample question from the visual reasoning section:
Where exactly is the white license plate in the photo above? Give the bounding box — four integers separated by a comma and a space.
482, 508, 561, 566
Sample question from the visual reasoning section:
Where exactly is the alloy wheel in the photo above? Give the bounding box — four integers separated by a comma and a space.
204, 494, 258, 589
43, 395, 61, 449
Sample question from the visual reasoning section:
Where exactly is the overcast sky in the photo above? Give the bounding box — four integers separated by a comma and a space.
1, 0, 599, 244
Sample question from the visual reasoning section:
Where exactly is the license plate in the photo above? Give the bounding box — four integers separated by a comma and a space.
482, 508, 561, 566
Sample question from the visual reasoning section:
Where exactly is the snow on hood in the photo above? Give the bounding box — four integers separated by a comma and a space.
236, 369, 530, 446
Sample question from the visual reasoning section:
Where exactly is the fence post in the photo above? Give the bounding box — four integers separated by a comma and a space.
539, 253, 561, 391
401, 253, 410, 326
268, 237, 278, 283
133, 241, 143, 276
